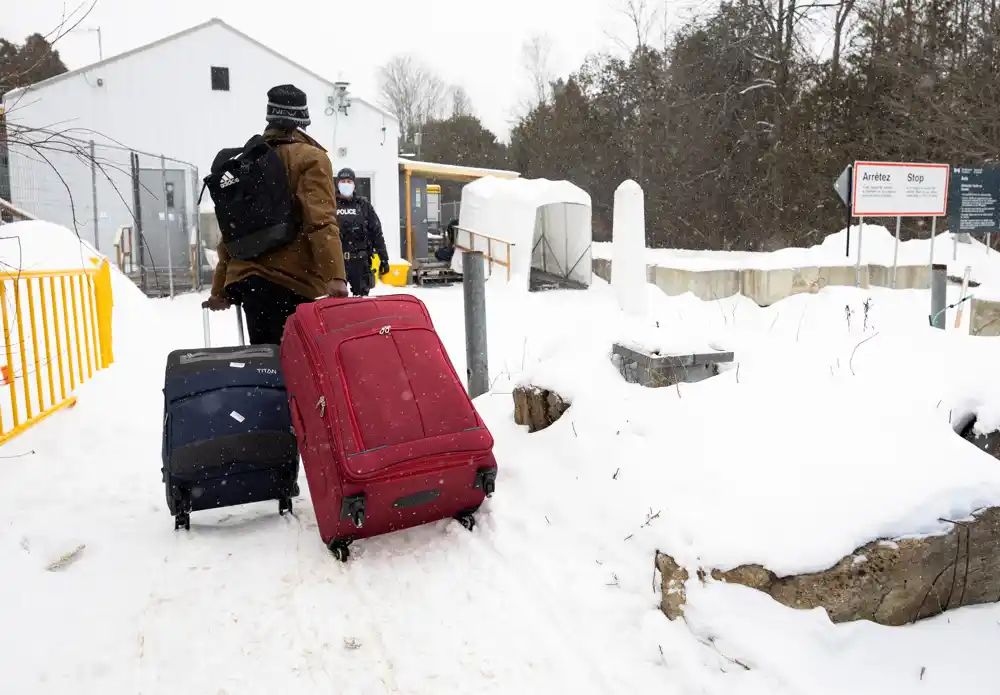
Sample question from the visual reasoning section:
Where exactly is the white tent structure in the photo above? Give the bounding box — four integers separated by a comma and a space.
453, 177, 593, 291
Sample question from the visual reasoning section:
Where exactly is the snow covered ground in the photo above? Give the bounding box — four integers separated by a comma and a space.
3, 221, 1000, 694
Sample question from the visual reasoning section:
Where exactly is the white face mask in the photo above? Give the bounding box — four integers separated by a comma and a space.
338, 182, 355, 197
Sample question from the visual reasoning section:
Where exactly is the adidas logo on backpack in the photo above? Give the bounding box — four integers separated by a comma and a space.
201, 134, 298, 261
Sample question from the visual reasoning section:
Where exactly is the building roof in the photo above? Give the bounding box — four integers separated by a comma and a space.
398, 158, 520, 182
3, 18, 397, 122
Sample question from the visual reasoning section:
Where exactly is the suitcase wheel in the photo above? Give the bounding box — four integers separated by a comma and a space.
455, 510, 477, 532
474, 467, 497, 497
341, 494, 366, 529
173, 494, 192, 531
328, 540, 352, 562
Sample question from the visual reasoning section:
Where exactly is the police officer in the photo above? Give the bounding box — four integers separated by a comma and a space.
335, 168, 389, 296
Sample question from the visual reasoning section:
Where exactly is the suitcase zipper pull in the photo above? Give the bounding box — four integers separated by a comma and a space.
316, 395, 326, 417
379, 325, 391, 335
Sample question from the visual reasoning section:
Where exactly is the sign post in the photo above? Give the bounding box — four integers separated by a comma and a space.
852, 161, 950, 293
891, 216, 902, 288
929, 216, 937, 278
856, 217, 864, 287
833, 164, 853, 259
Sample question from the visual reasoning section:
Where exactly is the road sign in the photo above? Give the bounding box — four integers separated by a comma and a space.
833, 165, 852, 207
947, 166, 1000, 234
851, 161, 949, 217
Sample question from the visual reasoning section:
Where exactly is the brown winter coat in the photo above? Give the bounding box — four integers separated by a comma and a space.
210, 128, 347, 300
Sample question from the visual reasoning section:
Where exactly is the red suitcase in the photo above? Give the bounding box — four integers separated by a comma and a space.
281, 294, 497, 560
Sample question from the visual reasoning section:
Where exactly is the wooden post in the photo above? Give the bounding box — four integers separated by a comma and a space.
405, 169, 414, 264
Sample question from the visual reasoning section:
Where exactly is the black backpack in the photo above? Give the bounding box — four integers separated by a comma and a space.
200, 134, 298, 260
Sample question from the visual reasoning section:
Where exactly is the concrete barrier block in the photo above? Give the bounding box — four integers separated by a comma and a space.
594, 256, 935, 308
745, 267, 799, 305
821, 265, 861, 289
868, 264, 890, 288
971, 298, 1000, 337
690, 269, 740, 301
893, 264, 931, 290
653, 266, 737, 300
592, 258, 612, 283
790, 267, 824, 295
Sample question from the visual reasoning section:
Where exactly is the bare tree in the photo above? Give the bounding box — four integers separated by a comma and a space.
607, 0, 659, 51
376, 54, 448, 143
449, 85, 473, 117
521, 34, 555, 107
831, 0, 859, 83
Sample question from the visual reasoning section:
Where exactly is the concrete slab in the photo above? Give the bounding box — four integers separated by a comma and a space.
971, 298, 1000, 337
613, 342, 735, 387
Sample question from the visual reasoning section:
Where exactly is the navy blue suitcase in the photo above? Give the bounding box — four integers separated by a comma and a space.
161, 306, 299, 530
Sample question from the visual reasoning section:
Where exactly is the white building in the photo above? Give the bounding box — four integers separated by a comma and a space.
2, 18, 402, 280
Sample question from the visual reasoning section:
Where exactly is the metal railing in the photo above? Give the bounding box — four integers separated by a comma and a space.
0, 255, 115, 446
454, 226, 515, 281
4, 126, 203, 297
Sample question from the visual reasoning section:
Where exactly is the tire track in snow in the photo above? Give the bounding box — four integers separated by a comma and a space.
456, 521, 624, 694
279, 503, 398, 694
338, 517, 612, 694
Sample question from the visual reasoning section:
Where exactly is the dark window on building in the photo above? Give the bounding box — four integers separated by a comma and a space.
211, 66, 230, 91
355, 177, 372, 201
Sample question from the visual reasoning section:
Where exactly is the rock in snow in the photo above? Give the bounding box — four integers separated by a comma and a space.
512, 385, 570, 433
658, 506, 1000, 625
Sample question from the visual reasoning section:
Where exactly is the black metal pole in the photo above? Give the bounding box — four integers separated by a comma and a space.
131, 152, 146, 293
846, 164, 853, 258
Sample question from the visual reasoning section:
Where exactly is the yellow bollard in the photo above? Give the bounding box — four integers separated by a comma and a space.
93, 260, 115, 369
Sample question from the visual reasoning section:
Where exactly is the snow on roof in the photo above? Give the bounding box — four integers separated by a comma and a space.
2, 19, 396, 122
462, 175, 591, 208
398, 159, 520, 180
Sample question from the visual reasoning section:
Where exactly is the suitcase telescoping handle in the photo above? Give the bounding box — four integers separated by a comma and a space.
202, 304, 246, 348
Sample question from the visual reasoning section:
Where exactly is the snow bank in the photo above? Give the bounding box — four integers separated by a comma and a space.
0, 220, 102, 272
594, 225, 1000, 285
456, 176, 592, 289
515, 280, 1000, 576
3, 261, 1000, 694
0, 220, 147, 310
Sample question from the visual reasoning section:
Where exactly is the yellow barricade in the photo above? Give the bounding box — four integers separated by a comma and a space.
0, 259, 114, 445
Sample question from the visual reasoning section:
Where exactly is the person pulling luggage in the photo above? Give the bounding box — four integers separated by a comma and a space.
335, 168, 389, 297
204, 84, 349, 344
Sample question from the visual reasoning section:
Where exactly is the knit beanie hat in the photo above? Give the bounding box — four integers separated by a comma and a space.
266, 84, 311, 128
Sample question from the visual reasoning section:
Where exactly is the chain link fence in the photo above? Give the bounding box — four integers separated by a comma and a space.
1, 125, 209, 297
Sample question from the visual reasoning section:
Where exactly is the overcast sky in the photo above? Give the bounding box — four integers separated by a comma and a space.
3, 0, 705, 139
